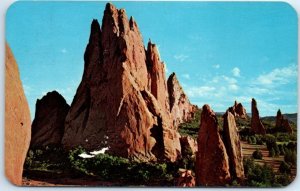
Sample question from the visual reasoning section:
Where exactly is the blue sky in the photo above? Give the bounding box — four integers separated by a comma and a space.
6, 1, 297, 119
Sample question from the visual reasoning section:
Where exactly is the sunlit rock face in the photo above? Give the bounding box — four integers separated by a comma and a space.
5, 43, 31, 185
62, 3, 182, 162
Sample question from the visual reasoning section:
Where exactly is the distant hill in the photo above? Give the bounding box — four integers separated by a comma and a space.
261, 113, 297, 125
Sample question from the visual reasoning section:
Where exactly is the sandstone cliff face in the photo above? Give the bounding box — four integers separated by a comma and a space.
275, 109, 293, 134
180, 136, 197, 157
62, 3, 181, 161
228, 101, 247, 119
251, 98, 266, 134
30, 91, 70, 148
196, 105, 230, 186
167, 72, 196, 127
223, 111, 244, 181
5, 43, 31, 185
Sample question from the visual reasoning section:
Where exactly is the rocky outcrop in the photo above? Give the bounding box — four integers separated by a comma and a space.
228, 101, 247, 119
62, 3, 181, 162
223, 111, 244, 181
196, 105, 231, 186
30, 91, 70, 148
275, 109, 293, 134
176, 169, 196, 187
5, 43, 31, 185
180, 136, 197, 157
251, 98, 266, 134
167, 72, 196, 127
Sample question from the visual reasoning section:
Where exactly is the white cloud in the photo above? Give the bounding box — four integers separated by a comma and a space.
256, 64, 297, 86
229, 84, 238, 91
232, 67, 240, 77
212, 64, 220, 69
174, 54, 189, 62
186, 86, 215, 98
61, 48, 67, 54
182, 74, 190, 80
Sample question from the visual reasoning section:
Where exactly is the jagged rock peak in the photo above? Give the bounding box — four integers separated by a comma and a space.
251, 98, 266, 134
167, 72, 196, 127
147, 40, 161, 61
228, 100, 247, 119
31, 91, 70, 148
62, 3, 180, 162
196, 104, 231, 186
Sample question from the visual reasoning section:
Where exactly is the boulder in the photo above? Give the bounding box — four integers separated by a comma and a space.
167, 72, 196, 127
5, 43, 31, 185
30, 91, 70, 147
195, 104, 231, 186
176, 169, 196, 187
223, 111, 244, 181
251, 98, 266, 134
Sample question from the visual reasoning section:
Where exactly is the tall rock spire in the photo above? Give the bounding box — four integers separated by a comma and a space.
196, 105, 231, 186
251, 98, 266, 134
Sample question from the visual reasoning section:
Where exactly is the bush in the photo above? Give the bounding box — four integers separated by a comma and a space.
252, 149, 263, 160
274, 174, 292, 186
243, 157, 275, 187
279, 161, 291, 174
284, 150, 296, 166
269, 148, 275, 157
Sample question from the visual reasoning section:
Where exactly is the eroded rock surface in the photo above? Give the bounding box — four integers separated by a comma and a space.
167, 72, 196, 127
5, 43, 31, 185
30, 91, 70, 147
251, 98, 266, 134
223, 111, 244, 181
62, 3, 181, 161
228, 101, 247, 119
196, 105, 230, 186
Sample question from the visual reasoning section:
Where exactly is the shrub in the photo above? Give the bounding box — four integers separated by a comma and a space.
284, 150, 296, 166
252, 149, 263, 160
274, 174, 292, 186
269, 148, 275, 157
279, 161, 291, 174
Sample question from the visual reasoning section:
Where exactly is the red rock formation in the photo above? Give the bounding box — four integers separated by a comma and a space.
228, 100, 247, 119
147, 40, 170, 113
30, 91, 70, 147
5, 43, 31, 185
176, 169, 196, 187
196, 104, 230, 186
167, 72, 196, 127
62, 3, 181, 161
251, 98, 266, 134
223, 111, 244, 181
180, 136, 197, 157
275, 109, 293, 134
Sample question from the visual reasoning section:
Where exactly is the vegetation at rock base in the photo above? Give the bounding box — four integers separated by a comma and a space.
178, 108, 201, 138
24, 146, 196, 186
